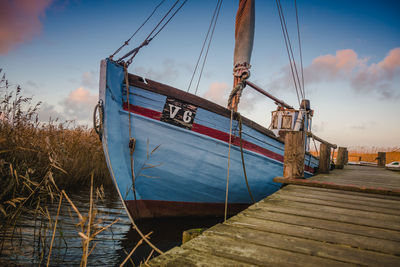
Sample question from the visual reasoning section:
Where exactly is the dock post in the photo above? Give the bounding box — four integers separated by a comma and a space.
377, 152, 386, 167
283, 131, 305, 178
319, 143, 331, 173
336, 147, 347, 169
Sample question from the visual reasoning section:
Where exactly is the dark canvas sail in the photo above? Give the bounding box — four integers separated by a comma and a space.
230, 0, 255, 111
234, 0, 255, 68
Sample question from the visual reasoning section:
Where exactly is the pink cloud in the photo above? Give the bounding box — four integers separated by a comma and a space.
377, 47, 400, 77
311, 49, 364, 74
0, 0, 53, 55
268, 47, 400, 99
351, 48, 400, 97
202, 81, 260, 112
61, 87, 98, 122
203, 82, 230, 106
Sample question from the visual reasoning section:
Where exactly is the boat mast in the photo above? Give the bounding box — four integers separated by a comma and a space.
228, 0, 255, 111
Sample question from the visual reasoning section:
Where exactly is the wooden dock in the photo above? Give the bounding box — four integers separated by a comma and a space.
149, 165, 400, 266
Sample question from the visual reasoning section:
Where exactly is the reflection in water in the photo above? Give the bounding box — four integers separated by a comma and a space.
120, 216, 223, 265
0, 187, 223, 266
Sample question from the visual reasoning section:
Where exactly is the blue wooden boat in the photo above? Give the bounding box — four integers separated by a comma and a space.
96, 0, 319, 220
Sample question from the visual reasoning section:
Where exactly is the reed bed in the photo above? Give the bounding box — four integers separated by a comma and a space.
0, 73, 111, 202
310, 145, 400, 163
0, 71, 112, 263
0, 70, 161, 266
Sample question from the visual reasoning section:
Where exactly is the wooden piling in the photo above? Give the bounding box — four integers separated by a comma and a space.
319, 143, 331, 174
182, 228, 206, 244
336, 147, 347, 169
283, 131, 305, 179
377, 152, 386, 167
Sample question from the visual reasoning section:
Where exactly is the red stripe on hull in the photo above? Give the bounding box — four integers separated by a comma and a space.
122, 102, 315, 174
125, 200, 250, 219
192, 123, 284, 162
123, 102, 162, 120
305, 165, 314, 173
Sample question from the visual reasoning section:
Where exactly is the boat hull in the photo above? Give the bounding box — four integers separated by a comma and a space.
99, 59, 319, 220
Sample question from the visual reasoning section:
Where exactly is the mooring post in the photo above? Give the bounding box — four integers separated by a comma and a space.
344, 150, 349, 164
336, 147, 347, 169
283, 131, 305, 178
319, 143, 331, 174
377, 152, 386, 167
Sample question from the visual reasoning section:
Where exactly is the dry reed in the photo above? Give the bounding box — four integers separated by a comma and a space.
0, 69, 115, 264
0, 69, 163, 265
0, 70, 111, 206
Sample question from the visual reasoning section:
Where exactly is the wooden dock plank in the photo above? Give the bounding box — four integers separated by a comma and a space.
259, 198, 400, 223
149, 165, 400, 266
226, 215, 400, 255
241, 208, 400, 241
148, 246, 255, 267
205, 223, 400, 266
283, 184, 400, 201
269, 193, 400, 215
246, 198, 400, 231
279, 186, 400, 209
182, 232, 352, 266
310, 166, 400, 190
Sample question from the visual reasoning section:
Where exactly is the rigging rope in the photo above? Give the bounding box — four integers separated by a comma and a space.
295, 0, 305, 98
149, 0, 188, 42
187, 0, 222, 93
194, 0, 223, 95
118, 0, 188, 66
275, 0, 303, 105
227, 75, 247, 109
110, 0, 166, 59
118, 0, 180, 62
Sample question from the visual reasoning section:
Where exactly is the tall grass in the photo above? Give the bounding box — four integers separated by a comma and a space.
310, 144, 400, 163
0, 71, 111, 201
0, 70, 119, 265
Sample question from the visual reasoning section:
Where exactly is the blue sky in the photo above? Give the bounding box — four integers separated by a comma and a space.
1, 0, 399, 148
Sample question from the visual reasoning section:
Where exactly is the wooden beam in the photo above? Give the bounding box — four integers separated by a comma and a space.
246, 81, 293, 109
306, 132, 337, 149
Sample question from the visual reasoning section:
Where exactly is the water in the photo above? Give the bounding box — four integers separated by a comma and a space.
0, 187, 223, 266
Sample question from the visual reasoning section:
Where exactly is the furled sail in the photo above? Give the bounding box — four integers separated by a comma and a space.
229, 0, 255, 111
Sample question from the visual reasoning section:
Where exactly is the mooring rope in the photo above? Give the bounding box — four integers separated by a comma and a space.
224, 109, 234, 222
238, 113, 255, 203
123, 64, 138, 214
122, 65, 163, 255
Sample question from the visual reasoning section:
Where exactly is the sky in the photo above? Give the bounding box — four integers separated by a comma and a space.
0, 0, 399, 148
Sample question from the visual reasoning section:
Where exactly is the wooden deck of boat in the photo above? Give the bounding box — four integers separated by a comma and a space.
148, 165, 400, 266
